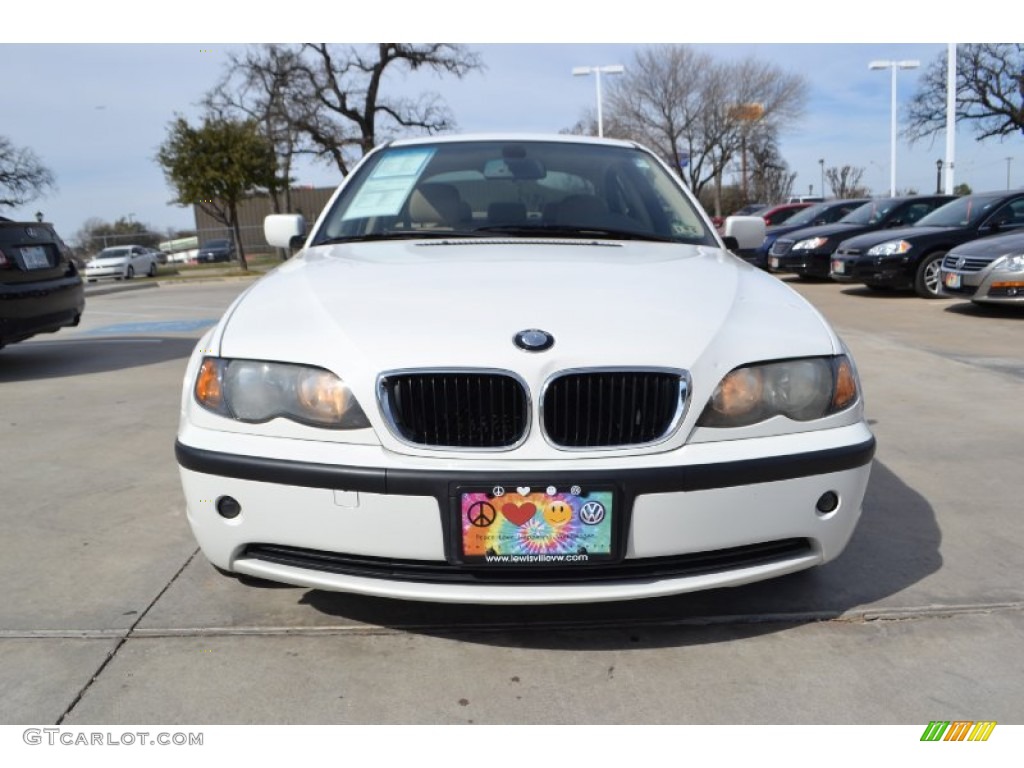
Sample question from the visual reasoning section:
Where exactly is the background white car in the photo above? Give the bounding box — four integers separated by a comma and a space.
84, 244, 159, 281
175, 134, 875, 604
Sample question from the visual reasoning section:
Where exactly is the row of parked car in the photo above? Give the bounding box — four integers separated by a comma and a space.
731, 190, 1024, 305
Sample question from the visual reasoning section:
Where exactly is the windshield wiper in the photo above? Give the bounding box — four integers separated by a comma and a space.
316, 231, 481, 245
471, 224, 676, 243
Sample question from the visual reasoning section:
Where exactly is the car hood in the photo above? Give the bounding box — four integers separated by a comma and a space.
947, 230, 1024, 257
214, 238, 841, 422
89, 256, 128, 264
778, 223, 862, 242
838, 225, 954, 250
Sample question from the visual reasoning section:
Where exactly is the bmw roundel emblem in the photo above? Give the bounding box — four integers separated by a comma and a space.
514, 329, 554, 352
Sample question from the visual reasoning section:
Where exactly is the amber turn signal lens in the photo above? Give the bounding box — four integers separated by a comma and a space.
195, 358, 224, 410
832, 357, 858, 411
712, 367, 764, 417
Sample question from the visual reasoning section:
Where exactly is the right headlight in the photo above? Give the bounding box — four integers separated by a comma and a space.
792, 236, 829, 251
194, 357, 370, 429
992, 253, 1024, 272
866, 240, 912, 257
697, 356, 859, 428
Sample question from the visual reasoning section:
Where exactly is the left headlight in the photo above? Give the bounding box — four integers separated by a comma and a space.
792, 236, 829, 251
866, 240, 912, 257
992, 253, 1024, 272
697, 356, 859, 428
194, 357, 371, 429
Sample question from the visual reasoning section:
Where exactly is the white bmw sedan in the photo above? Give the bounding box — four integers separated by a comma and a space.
175, 134, 875, 604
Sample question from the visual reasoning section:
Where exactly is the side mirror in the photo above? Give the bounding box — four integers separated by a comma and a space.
722, 215, 767, 251
264, 214, 306, 249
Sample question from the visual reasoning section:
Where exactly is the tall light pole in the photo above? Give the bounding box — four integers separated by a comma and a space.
818, 159, 825, 199
869, 59, 920, 196
572, 65, 624, 138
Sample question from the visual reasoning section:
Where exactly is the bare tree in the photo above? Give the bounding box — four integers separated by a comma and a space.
906, 44, 1024, 142
0, 136, 55, 209
825, 165, 869, 198
204, 45, 309, 215
289, 44, 484, 175
603, 46, 808, 215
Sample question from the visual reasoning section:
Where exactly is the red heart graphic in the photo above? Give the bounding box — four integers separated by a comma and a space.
502, 502, 537, 526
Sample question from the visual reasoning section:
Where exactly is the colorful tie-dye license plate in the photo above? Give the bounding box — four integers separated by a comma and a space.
458, 484, 617, 565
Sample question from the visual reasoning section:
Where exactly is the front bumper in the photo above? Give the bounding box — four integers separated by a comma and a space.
0, 273, 84, 345
176, 423, 875, 604
84, 264, 126, 280
941, 265, 1024, 304
829, 254, 910, 287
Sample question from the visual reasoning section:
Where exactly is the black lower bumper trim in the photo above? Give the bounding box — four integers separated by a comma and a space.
175, 434, 875, 500
242, 538, 814, 585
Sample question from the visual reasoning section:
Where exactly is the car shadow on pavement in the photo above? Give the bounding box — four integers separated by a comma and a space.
296, 459, 942, 650
0, 336, 197, 382
838, 286, 924, 299
943, 302, 1024, 320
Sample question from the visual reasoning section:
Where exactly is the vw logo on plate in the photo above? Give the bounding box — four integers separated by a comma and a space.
514, 329, 554, 352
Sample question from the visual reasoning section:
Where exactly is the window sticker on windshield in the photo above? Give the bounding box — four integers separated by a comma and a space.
343, 148, 436, 220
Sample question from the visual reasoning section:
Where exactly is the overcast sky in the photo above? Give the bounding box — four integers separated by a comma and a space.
2, 5, 1019, 239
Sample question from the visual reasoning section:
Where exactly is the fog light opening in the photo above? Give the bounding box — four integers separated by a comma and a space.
216, 496, 242, 519
815, 491, 840, 515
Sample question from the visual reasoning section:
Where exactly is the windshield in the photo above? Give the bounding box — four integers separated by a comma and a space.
313, 140, 715, 246
840, 199, 898, 226
203, 239, 230, 248
782, 203, 832, 227
98, 248, 130, 258
916, 195, 1000, 228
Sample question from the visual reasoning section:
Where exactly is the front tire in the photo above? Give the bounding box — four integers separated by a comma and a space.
914, 251, 946, 299
125, 265, 135, 280
147, 261, 157, 278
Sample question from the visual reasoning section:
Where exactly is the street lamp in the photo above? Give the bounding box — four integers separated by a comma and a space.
818, 159, 825, 199
869, 59, 920, 197
935, 159, 943, 194
572, 64, 624, 138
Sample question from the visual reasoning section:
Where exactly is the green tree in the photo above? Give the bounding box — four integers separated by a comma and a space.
156, 116, 276, 271
953, 182, 972, 196
73, 216, 161, 254
1, 135, 55, 209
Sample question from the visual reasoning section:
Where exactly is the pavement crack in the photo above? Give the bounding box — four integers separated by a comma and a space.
54, 547, 200, 725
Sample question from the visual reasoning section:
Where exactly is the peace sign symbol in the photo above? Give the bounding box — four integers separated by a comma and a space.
467, 500, 497, 528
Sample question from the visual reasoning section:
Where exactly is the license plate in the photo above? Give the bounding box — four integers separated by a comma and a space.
458, 484, 616, 565
944, 273, 961, 289
769, 257, 780, 269
20, 246, 49, 269
831, 259, 845, 275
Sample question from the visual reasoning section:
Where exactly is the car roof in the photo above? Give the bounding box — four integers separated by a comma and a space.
386, 133, 639, 150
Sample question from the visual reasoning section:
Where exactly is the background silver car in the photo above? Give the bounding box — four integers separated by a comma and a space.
940, 230, 1024, 305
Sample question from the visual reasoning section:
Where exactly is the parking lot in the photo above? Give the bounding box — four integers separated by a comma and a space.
1, 276, 1022, 725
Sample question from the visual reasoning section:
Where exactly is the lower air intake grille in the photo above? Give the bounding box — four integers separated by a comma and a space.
543, 370, 685, 448
243, 538, 813, 585
380, 371, 528, 449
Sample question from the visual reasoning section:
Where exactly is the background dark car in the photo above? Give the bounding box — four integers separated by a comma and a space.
830, 191, 1024, 298
739, 198, 871, 268
196, 238, 236, 263
768, 195, 955, 279
0, 217, 85, 349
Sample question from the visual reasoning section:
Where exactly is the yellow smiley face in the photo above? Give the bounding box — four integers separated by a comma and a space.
544, 500, 573, 527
